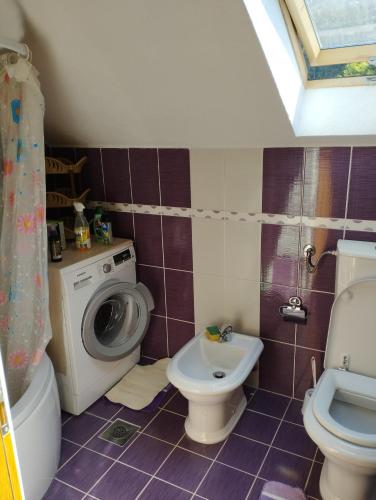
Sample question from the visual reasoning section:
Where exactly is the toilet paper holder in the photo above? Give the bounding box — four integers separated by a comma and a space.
279, 296, 307, 324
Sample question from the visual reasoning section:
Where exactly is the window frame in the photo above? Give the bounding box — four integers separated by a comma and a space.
284, 0, 376, 66
279, 0, 376, 88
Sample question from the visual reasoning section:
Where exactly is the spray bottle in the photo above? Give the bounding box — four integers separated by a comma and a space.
73, 202, 91, 251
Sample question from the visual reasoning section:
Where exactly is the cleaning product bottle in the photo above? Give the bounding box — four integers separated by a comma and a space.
101, 212, 113, 245
93, 206, 104, 243
73, 202, 91, 251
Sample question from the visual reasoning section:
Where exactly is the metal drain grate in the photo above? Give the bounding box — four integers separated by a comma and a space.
99, 419, 140, 446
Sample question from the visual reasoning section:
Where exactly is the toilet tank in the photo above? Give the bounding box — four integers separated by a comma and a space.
336, 240, 376, 296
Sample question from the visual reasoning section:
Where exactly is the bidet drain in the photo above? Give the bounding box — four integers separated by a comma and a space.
213, 371, 226, 379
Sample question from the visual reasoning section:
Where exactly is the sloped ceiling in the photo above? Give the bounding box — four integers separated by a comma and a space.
17, 0, 375, 147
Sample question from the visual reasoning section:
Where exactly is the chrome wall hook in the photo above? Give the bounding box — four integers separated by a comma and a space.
303, 244, 337, 274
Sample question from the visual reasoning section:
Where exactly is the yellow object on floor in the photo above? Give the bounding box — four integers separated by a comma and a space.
106, 358, 170, 410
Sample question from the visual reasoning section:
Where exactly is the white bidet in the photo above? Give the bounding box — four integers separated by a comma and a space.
167, 331, 263, 444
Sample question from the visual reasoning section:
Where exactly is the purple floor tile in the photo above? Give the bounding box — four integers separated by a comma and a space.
284, 399, 304, 426
234, 409, 280, 444
316, 449, 325, 463
306, 461, 323, 499
85, 396, 122, 420
139, 478, 191, 500
90, 462, 150, 499
164, 392, 188, 416
247, 390, 290, 419
179, 434, 223, 459
43, 479, 83, 500
62, 413, 106, 445
247, 478, 267, 500
260, 448, 312, 489
62, 411, 72, 424
59, 439, 80, 468
244, 385, 256, 401
197, 462, 254, 500
144, 409, 185, 444
57, 448, 113, 492
217, 434, 268, 475
114, 404, 159, 428
85, 426, 138, 460
119, 434, 173, 474
157, 447, 211, 492
273, 421, 316, 459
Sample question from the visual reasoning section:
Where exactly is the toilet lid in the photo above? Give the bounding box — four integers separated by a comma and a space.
324, 278, 376, 378
313, 368, 376, 447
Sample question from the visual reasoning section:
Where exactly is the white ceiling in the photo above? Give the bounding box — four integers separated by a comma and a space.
18, 0, 376, 147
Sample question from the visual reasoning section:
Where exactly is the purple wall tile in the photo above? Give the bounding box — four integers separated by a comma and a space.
347, 147, 376, 221
217, 434, 268, 475
259, 340, 294, 397
303, 147, 351, 218
110, 212, 134, 239
262, 148, 304, 215
296, 289, 334, 351
119, 434, 173, 474
142, 315, 168, 359
197, 462, 254, 500
101, 148, 132, 203
273, 421, 316, 459
345, 230, 376, 243
90, 462, 150, 499
167, 319, 195, 356
159, 149, 191, 208
134, 214, 163, 266
130, 148, 160, 205
156, 447, 210, 492
138, 265, 166, 316
76, 147, 105, 201
261, 224, 300, 287
299, 228, 343, 293
247, 389, 290, 418
260, 283, 296, 344
162, 216, 193, 271
165, 270, 194, 322
294, 347, 324, 400
260, 448, 312, 488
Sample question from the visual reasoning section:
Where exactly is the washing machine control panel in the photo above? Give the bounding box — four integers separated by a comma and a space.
113, 248, 132, 266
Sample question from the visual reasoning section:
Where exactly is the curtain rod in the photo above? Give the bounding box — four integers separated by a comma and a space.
0, 37, 28, 58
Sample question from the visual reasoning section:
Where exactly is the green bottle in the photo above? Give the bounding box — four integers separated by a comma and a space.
93, 206, 103, 243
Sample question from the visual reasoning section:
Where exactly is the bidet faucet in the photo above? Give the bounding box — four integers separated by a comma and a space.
219, 325, 232, 342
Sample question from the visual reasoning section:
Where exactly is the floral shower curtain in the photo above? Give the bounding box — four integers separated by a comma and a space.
0, 54, 51, 405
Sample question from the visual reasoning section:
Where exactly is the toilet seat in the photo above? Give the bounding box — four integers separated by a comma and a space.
312, 369, 376, 448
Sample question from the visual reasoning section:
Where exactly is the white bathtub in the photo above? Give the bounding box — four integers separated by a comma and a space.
11, 353, 61, 500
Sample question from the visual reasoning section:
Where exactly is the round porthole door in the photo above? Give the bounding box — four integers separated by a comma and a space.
82, 281, 154, 361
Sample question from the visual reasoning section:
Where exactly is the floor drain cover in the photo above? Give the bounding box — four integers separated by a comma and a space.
99, 419, 140, 446
213, 371, 226, 379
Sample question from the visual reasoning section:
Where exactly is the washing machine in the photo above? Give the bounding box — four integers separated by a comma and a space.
47, 238, 154, 415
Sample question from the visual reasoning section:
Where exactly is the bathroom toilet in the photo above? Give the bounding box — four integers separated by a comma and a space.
167, 331, 263, 444
303, 240, 376, 500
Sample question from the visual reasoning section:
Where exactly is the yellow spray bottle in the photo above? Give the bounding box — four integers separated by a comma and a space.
73, 202, 91, 251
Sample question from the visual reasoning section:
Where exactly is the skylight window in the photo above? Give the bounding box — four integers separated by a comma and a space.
282, 0, 376, 84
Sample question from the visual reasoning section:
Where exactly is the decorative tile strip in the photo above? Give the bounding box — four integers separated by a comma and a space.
88, 201, 376, 232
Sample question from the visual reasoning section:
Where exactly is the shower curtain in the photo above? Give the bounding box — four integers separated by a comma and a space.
0, 54, 51, 405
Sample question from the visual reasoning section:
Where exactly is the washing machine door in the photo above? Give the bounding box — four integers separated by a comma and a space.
82, 281, 154, 361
